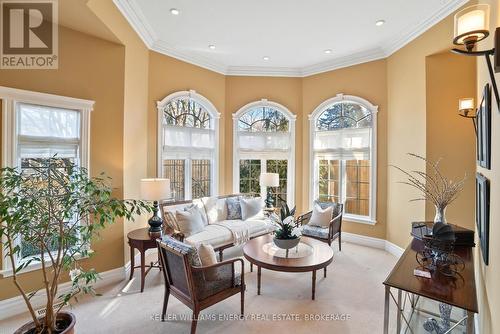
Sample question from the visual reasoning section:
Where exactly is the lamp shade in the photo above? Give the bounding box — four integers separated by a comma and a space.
459, 98, 475, 111
140, 178, 171, 200
453, 4, 490, 46
260, 173, 279, 187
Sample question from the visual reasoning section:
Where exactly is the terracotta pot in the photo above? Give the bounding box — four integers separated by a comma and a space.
273, 236, 300, 250
14, 311, 76, 334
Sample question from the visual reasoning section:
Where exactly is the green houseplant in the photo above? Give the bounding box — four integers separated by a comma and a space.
271, 203, 301, 252
0, 158, 151, 334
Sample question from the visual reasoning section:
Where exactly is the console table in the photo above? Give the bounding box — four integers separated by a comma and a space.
383, 238, 478, 333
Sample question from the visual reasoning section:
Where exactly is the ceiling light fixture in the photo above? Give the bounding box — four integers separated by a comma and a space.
324, 49, 332, 54
170, 8, 180, 15
209, 44, 216, 50
375, 20, 385, 26
263, 56, 270, 61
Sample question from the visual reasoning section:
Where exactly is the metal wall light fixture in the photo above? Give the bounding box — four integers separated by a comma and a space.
451, 4, 500, 109
458, 97, 477, 133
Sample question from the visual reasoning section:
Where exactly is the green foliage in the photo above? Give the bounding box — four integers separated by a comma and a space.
0, 158, 152, 333
272, 203, 299, 240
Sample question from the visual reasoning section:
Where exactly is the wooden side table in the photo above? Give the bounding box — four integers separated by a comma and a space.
127, 227, 162, 292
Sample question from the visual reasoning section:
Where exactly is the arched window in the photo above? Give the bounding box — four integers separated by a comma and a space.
309, 94, 377, 224
157, 90, 219, 200
233, 99, 296, 208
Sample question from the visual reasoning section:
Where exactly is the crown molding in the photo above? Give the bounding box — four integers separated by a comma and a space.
382, 0, 468, 56
114, 0, 468, 77
113, 0, 156, 47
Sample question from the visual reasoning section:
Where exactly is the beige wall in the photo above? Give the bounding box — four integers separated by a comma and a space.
88, 0, 150, 263
475, 1, 500, 333
302, 60, 388, 239
425, 52, 476, 228
0, 26, 126, 300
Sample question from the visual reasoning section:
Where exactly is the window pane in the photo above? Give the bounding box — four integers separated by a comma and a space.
239, 160, 261, 196
238, 107, 289, 132
192, 159, 211, 199
266, 159, 288, 208
163, 159, 185, 200
161, 98, 211, 129
345, 160, 370, 216
318, 159, 340, 203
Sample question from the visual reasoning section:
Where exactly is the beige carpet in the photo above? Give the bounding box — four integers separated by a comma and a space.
1, 242, 401, 334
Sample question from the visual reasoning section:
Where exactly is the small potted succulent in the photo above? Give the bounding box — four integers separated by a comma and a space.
272, 204, 301, 251
0, 158, 151, 334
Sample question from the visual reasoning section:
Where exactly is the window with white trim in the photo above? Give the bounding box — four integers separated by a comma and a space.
1, 86, 93, 274
157, 91, 220, 200
233, 100, 296, 208
310, 94, 377, 224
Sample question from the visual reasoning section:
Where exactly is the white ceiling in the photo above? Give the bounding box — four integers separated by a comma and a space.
114, 0, 468, 77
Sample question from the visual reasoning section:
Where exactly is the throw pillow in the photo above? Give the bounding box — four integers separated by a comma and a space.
176, 206, 205, 237
198, 244, 219, 281
308, 204, 333, 228
187, 200, 208, 226
202, 196, 218, 224
226, 197, 242, 220
240, 197, 264, 220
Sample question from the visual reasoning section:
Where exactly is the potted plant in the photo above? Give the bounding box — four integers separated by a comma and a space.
0, 158, 151, 334
392, 153, 466, 224
272, 204, 301, 251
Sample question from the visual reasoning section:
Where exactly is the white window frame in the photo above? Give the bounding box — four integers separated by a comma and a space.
233, 99, 296, 207
309, 93, 378, 225
0, 86, 94, 277
156, 90, 220, 199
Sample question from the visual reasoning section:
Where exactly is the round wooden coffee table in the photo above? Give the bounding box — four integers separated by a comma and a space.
243, 234, 334, 300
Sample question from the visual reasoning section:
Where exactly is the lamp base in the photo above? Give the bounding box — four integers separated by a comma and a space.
148, 201, 163, 233
265, 188, 274, 208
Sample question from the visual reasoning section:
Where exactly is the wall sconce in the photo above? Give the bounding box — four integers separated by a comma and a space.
451, 4, 500, 110
458, 97, 477, 133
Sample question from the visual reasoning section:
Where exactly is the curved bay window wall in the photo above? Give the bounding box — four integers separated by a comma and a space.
233, 100, 296, 208
157, 90, 220, 201
310, 94, 378, 224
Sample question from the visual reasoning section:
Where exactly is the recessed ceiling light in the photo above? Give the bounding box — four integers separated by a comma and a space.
375, 19, 385, 26
324, 49, 332, 54
208, 44, 216, 50
263, 56, 270, 61
170, 8, 180, 15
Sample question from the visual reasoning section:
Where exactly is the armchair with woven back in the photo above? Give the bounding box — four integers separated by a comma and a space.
296, 201, 344, 251
157, 236, 245, 334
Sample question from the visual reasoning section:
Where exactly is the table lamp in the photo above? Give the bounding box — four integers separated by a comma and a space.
140, 178, 171, 232
260, 173, 279, 208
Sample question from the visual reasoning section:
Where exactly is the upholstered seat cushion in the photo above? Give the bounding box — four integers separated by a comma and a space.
301, 224, 329, 239
193, 265, 242, 300
244, 218, 274, 236
184, 224, 234, 248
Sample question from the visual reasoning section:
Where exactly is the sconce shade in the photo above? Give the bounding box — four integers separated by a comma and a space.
453, 4, 490, 50
458, 98, 475, 118
140, 178, 171, 200
260, 173, 279, 187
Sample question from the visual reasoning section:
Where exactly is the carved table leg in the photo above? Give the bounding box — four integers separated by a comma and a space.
257, 266, 261, 295
324, 267, 327, 278
312, 270, 316, 300
129, 244, 135, 280
140, 249, 146, 293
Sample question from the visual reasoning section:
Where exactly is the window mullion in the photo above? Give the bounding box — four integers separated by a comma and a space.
185, 158, 192, 200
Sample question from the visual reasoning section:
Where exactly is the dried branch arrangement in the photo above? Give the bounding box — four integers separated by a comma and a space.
391, 153, 466, 210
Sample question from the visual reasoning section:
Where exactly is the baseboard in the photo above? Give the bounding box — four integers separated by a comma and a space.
0, 267, 125, 321
343, 232, 404, 258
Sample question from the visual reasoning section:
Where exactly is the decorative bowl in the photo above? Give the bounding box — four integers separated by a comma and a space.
273, 236, 300, 250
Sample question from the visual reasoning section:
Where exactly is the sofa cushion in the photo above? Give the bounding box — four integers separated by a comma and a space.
184, 224, 234, 248
302, 225, 329, 239
240, 197, 265, 220
176, 206, 205, 237
226, 197, 242, 220
308, 204, 333, 228
191, 199, 208, 226
202, 196, 229, 223
244, 218, 273, 237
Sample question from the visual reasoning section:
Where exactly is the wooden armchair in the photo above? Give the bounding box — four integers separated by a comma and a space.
296, 201, 343, 250
157, 237, 245, 334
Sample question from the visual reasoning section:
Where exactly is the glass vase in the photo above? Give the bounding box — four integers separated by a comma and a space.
434, 205, 447, 224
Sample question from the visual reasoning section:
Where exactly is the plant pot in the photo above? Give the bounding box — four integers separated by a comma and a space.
273, 236, 300, 250
14, 311, 76, 334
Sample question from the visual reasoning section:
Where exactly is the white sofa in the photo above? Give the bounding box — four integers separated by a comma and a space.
160, 195, 274, 260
